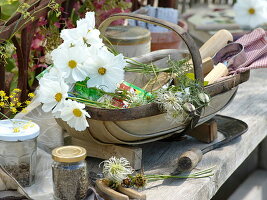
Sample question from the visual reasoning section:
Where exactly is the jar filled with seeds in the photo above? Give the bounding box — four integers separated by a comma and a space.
0, 119, 40, 187
52, 146, 89, 200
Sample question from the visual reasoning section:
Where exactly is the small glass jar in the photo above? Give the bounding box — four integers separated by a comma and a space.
0, 119, 40, 187
52, 146, 89, 200
105, 26, 151, 58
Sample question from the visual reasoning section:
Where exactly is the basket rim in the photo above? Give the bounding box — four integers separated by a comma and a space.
86, 70, 250, 121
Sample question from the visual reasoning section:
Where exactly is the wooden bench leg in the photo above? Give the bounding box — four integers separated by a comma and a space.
186, 119, 218, 143
64, 136, 142, 170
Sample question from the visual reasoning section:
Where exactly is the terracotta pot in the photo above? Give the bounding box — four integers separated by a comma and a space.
151, 20, 188, 51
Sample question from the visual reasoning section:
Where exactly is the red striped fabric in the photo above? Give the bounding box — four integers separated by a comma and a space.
230, 28, 267, 74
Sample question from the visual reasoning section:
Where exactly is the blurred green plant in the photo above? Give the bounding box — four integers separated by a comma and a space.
0, 0, 20, 20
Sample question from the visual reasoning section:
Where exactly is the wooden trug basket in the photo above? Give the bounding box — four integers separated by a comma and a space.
57, 13, 250, 147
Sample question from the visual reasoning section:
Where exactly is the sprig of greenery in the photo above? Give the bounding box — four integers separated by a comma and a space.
104, 163, 214, 189
68, 96, 120, 109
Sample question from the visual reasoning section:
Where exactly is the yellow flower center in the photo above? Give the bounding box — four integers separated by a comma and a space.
55, 93, 62, 102
68, 60, 77, 69
98, 67, 107, 75
248, 8, 255, 15
73, 108, 82, 117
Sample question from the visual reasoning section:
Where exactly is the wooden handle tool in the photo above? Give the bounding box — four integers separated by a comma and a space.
187, 30, 232, 75
204, 63, 228, 85
177, 148, 203, 172
202, 57, 214, 76
199, 29, 233, 59
178, 115, 248, 172
96, 179, 129, 200
118, 185, 146, 200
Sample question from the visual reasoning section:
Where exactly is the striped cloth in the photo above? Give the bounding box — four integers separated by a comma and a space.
230, 28, 267, 74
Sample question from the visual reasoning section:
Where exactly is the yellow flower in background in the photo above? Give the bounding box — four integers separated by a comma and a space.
10, 107, 17, 113
0, 91, 6, 97
0, 88, 34, 119
21, 108, 28, 114
13, 88, 21, 92
28, 93, 35, 98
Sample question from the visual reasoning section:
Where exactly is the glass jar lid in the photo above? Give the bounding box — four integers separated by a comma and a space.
0, 119, 40, 141
52, 146, 87, 163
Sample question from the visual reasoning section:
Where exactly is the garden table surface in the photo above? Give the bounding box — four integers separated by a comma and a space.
183, 6, 252, 44
20, 69, 267, 200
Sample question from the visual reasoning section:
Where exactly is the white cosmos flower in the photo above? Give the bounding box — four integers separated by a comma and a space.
60, 25, 103, 47
60, 12, 103, 47
86, 49, 126, 92
40, 67, 65, 83
37, 79, 69, 113
51, 46, 89, 83
60, 99, 90, 131
77, 12, 95, 29
234, 0, 267, 28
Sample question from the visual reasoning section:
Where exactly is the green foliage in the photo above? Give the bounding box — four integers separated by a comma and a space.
0, 0, 18, 7
186, 73, 209, 86
0, 0, 19, 19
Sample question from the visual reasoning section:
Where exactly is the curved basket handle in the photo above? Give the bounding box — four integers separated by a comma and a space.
99, 13, 204, 84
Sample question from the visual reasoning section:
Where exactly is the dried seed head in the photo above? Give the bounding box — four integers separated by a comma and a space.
198, 93, 210, 104
183, 102, 196, 113
122, 177, 132, 188
100, 157, 133, 183
132, 173, 147, 188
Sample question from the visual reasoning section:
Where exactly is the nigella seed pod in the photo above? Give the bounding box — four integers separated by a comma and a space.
198, 93, 210, 104
132, 173, 147, 188
183, 103, 196, 113
122, 177, 132, 188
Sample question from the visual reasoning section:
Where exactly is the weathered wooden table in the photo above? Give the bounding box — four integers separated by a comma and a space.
21, 69, 267, 200
86, 69, 267, 200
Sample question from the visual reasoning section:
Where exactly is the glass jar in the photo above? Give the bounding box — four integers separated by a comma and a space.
105, 26, 151, 58
0, 119, 40, 187
52, 146, 89, 200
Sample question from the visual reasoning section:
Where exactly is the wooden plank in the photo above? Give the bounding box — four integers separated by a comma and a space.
65, 136, 142, 170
